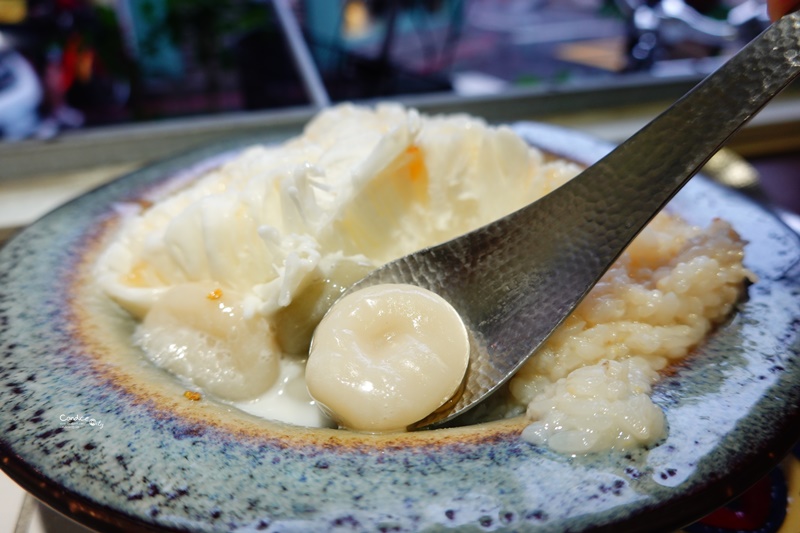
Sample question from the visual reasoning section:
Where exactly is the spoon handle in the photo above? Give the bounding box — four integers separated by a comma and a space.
505, 11, 800, 316
506, 9, 800, 333
363, 12, 800, 428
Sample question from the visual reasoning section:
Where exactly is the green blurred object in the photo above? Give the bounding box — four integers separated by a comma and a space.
124, 0, 184, 79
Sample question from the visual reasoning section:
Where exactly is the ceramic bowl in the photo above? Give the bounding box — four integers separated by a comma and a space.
0, 122, 799, 533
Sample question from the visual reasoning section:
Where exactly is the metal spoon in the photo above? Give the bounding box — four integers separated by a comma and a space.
347, 11, 800, 430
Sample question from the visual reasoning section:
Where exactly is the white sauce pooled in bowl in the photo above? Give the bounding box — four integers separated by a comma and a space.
95, 104, 752, 451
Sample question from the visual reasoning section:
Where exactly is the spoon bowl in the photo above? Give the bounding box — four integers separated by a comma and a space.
345, 11, 800, 430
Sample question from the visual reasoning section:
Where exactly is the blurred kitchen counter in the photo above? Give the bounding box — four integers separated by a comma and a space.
0, 164, 139, 244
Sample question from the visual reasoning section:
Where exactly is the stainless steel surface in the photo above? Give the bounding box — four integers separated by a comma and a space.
351, 11, 800, 430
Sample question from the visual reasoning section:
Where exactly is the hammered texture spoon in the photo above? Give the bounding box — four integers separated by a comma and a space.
351, 11, 800, 429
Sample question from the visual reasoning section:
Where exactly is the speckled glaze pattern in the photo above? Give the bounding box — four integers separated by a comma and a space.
0, 123, 799, 533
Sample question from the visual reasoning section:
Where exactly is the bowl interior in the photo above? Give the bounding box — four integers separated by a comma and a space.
0, 123, 799, 532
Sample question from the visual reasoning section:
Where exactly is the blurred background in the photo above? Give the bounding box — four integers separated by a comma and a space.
0, 0, 777, 140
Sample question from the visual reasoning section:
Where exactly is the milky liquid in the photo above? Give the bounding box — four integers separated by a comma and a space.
232, 358, 335, 428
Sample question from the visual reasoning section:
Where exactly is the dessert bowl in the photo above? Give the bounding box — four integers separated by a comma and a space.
0, 122, 799, 533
